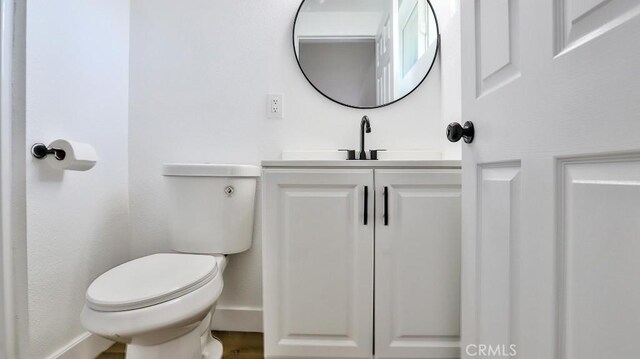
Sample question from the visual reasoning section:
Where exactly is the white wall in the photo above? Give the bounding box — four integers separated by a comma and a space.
438, 0, 463, 159
25, 0, 131, 357
129, 0, 459, 330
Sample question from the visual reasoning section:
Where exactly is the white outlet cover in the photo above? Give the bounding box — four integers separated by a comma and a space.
268, 94, 283, 119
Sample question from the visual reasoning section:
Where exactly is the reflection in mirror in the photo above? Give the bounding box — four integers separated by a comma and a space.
294, 0, 439, 109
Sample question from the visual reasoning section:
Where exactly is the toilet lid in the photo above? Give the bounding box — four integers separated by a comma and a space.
86, 253, 218, 312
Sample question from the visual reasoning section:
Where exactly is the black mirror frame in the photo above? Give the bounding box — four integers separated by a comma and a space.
292, 0, 441, 110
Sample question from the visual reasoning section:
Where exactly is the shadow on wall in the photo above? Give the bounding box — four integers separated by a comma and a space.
33, 157, 64, 182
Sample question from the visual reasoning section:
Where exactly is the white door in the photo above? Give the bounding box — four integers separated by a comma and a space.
0, 0, 16, 355
375, 169, 461, 359
376, 16, 393, 106
0, 121, 5, 359
262, 169, 374, 358
461, 1, 640, 359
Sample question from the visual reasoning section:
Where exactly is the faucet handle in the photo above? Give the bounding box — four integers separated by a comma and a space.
338, 149, 357, 160
369, 149, 386, 160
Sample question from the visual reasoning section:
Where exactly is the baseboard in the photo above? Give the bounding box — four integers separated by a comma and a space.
48, 332, 114, 359
211, 306, 263, 333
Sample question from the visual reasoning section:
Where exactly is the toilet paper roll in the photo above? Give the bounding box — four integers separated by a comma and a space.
45, 139, 98, 171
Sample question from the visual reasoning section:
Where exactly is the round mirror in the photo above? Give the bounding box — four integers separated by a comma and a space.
293, 0, 440, 109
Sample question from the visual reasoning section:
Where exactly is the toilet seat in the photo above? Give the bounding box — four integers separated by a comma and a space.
81, 267, 223, 345
86, 253, 218, 312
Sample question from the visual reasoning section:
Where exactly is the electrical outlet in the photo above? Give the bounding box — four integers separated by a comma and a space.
268, 94, 284, 119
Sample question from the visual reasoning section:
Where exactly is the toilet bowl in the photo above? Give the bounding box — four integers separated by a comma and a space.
81, 253, 227, 359
81, 164, 260, 359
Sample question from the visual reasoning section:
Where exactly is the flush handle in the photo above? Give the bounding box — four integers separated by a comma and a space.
446, 121, 475, 144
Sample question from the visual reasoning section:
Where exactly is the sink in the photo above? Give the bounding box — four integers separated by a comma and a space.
265, 151, 459, 168
281, 150, 442, 161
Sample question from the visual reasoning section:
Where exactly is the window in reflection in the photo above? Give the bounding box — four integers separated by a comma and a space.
294, 0, 439, 108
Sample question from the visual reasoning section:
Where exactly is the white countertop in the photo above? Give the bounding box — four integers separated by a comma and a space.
261, 160, 462, 168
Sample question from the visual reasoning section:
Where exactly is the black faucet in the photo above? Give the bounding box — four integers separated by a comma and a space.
359, 116, 371, 160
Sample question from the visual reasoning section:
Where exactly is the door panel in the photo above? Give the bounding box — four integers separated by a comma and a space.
555, 0, 640, 54
375, 170, 461, 359
476, 0, 520, 96
476, 165, 521, 351
558, 156, 640, 358
263, 169, 374, 358
461, 0, 640, 358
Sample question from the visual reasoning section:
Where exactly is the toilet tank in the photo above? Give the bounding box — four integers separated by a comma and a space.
162, 163, 260, 254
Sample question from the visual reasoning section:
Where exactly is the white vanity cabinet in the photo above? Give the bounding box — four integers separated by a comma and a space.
262, 169, 375, 358
262, 163, 461, 359
374, 170, 461, 359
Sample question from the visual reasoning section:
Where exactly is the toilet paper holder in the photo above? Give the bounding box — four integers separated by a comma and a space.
31, 143, 66, 161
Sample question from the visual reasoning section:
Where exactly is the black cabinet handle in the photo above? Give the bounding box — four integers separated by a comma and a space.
364, 186, 369, 225
383, 186, 389, 226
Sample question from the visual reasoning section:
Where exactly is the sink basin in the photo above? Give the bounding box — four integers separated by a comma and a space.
281, 150, 442, 161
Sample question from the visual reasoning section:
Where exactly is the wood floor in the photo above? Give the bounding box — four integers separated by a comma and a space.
96, 331, 264, 359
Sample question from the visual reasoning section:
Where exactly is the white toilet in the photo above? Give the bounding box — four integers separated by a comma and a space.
81, 163, 260, 359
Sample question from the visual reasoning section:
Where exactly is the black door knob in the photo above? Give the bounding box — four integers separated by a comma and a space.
446, 121, 474, 144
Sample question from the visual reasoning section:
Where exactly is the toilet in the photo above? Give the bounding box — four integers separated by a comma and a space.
81, 163, 260, 359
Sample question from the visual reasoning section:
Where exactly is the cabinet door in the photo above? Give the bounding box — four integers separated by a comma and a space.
375, 169, 461, 359
263, 169, 374, 358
